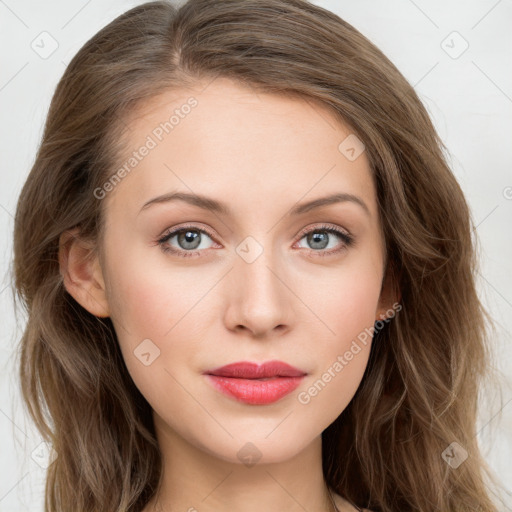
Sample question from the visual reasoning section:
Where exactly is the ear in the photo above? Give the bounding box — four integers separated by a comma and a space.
375, 261, 401, 322
58, 228, 110, 318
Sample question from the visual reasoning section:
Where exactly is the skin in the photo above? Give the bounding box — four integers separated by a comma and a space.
59, 77, 396, 512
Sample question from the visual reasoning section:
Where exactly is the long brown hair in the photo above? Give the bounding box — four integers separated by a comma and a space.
12, 0, 506, 510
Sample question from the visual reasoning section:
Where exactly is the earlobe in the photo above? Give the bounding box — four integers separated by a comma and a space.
58, 228, 110, 318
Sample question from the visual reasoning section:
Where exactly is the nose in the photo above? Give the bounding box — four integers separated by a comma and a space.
223, 244, 293, 339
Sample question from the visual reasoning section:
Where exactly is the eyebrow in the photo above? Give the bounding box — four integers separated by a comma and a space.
139, 191, 370, 217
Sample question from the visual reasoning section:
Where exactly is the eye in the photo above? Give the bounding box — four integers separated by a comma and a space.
156, 222, 354, 259
157, 224, 218, 258
294, 223, 354, 257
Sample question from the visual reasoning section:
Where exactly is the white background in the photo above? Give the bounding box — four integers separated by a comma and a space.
0, 0, 511, 510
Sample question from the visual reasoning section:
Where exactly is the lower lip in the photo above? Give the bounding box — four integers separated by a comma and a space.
205, 375, 304, 405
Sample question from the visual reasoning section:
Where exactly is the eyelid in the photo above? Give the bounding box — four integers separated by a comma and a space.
292, 222, 354, 257
157, 222, 218, 243
156, 222, 220, 255
294, 222, 351, 240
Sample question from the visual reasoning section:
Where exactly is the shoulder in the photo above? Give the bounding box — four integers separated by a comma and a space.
331, 491, 374, 512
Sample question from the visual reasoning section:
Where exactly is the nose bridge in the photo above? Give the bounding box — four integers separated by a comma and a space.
226, 233, 291, 335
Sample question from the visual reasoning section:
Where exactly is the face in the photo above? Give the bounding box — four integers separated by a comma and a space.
85, 77, 391, 464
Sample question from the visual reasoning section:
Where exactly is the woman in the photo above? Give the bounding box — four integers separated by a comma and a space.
13, 0, 504, 510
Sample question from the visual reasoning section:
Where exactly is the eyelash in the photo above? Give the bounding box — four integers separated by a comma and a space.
156, 223, 354, 259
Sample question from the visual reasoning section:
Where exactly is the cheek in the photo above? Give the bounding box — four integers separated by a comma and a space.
104, 254, 197, 404
104, 241, 195, 338
294, 254, 381, 409
301, 259, 382, 347
295, 269, 378, 420
103, 242, 213, 381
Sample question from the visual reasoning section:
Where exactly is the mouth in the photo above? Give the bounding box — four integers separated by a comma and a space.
203, 360, 307, 405
205, 360, 307, 379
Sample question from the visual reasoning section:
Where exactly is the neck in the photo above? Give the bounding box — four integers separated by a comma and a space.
144, 411, 337, 512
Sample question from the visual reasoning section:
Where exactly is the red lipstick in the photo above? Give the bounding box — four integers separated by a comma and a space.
204, 360, 306, 405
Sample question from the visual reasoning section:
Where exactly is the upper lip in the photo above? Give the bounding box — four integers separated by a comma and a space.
205, 360, 307, 379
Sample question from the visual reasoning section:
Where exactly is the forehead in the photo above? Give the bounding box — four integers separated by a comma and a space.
106, 77, 377, 221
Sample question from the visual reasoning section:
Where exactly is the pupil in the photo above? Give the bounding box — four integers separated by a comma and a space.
179, 230, 200, 249
309, 231, 328, 249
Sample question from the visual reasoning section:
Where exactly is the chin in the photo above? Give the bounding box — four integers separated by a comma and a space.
195, 430, 316, 467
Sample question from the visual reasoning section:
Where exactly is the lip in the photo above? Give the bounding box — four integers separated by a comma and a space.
204, 360, 307, 405
206, 360, 306, 379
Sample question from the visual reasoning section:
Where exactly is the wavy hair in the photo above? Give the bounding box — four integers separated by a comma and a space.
12, 0, 505, 510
